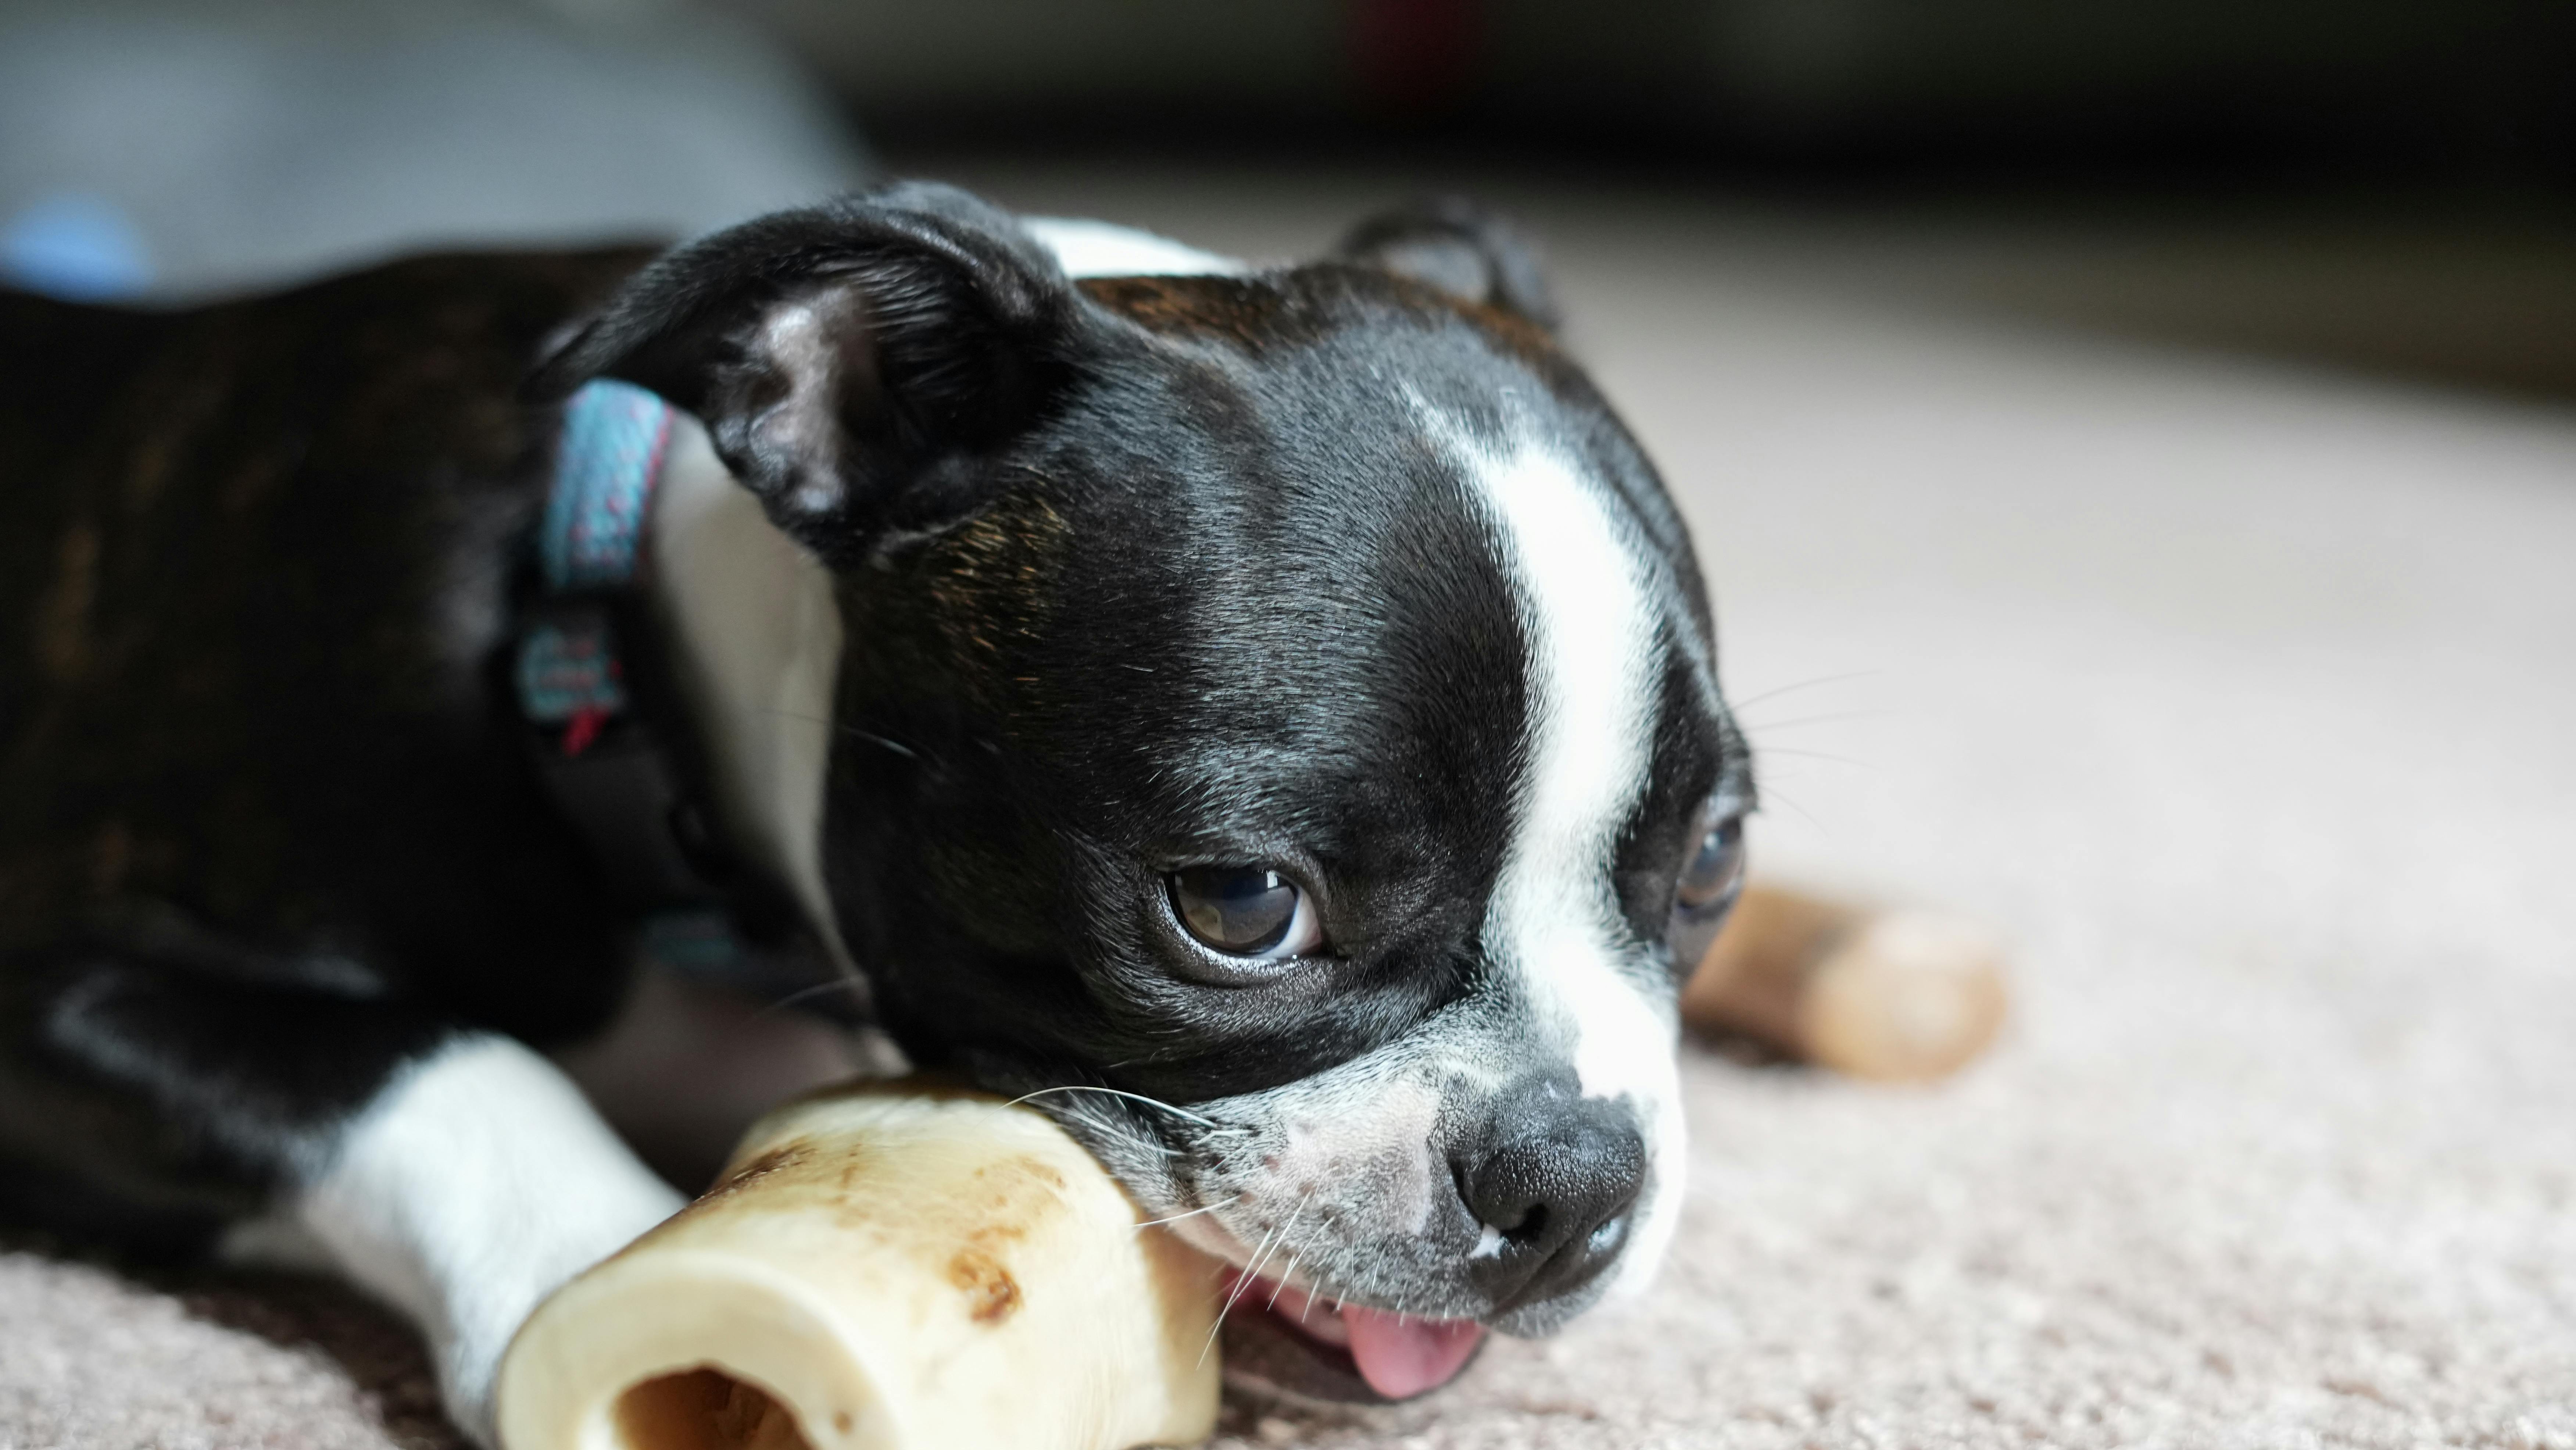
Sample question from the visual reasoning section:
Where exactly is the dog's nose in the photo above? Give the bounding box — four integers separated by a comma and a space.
1455, 1073, 1647, 1310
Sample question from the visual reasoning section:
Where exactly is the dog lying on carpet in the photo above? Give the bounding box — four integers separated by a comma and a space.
0, 182, 1753, 1444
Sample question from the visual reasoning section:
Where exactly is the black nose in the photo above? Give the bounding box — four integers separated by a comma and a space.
1455, 1074, 1648, 1311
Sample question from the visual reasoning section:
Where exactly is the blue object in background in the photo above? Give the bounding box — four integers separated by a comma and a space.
0, 192, 153, 300
0, 4, 870, 300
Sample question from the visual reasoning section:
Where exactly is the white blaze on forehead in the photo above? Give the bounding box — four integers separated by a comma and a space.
1447, 419, 1689, 1297
1460, 432, 1664, 1092
1019, 217, 1249, 279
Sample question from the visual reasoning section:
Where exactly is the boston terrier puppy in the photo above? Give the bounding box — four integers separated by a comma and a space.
0, 182, 1751, 1442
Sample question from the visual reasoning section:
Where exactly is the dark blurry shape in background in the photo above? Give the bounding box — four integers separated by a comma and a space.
2, 0, 2573, 397
720, 0, 2576, 180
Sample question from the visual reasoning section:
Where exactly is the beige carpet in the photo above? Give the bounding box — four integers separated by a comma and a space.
8, 172, 2575, 1450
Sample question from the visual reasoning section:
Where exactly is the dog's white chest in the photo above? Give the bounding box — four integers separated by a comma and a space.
647, 418, 846, 963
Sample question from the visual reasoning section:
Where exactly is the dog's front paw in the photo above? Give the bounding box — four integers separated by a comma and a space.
290, 1037, 689, 1448
433, 1328, 511, 1449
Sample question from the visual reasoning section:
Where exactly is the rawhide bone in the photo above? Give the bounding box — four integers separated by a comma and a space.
1684, 884, 2008, 1082
497, 1082, 1224, 1450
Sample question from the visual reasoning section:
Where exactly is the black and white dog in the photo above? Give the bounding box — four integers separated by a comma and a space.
0, 182, 1750, 1441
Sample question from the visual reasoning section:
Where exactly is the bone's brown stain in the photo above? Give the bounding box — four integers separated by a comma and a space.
934, 1152, 1073, 1326
945, 1246, 1023, 1325
708, 1144, 814, 1201
769, 1148, 1060, 1329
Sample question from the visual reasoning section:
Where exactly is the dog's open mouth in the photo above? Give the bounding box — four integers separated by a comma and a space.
1216, 1271, 1487, 1404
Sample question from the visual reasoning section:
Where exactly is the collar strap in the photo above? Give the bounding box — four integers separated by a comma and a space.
541, 378, 672, 591
515, 381, 671, 753
517, 381, 743, 960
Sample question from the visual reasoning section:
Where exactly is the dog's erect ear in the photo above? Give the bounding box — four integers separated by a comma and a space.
1335, 197, 1559, 332
529, 182, 1074, 561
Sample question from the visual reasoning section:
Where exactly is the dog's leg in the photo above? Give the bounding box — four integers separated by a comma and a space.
1681, 883, 2010, 1082
1, 951, 682, 1446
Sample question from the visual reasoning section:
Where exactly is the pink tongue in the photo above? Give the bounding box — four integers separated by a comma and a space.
1340, 1306, 1486, 1399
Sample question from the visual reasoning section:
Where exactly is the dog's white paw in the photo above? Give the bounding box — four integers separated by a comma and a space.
288, 1035, 685, 1447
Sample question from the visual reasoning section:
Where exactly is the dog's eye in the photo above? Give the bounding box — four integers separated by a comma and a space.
1167, 866, 1322, 962
1675, 812, 1746, 915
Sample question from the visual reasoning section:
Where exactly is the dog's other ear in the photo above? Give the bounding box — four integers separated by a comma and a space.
529, 182, 1073, 562
1335, 196, 1559, 332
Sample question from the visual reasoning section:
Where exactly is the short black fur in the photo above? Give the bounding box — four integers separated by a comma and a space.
0, 183, 1746, 1400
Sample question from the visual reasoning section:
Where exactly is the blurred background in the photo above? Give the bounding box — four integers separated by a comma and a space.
8, 4, 2576, 1446
5, 0, 2576, 401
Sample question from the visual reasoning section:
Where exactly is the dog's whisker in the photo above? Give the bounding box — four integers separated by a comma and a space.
1226, 1201, 1305, 1321
1240, 1215, 1294, 1294
1743, 746, 1882, 772
1200, 1221, 1287, 1367
1750, 783, 1837, 843
1740, 708, 1895, 733
1270, 1253, 1303, 1311
1063, 1104, 1186, 1165
1263, 1189, 1314, 1310
1726, 669, 1883, 714
1006, 1084, 1220, 1128
1133, 1199, 1228, 1231
752, 978, 869, 1017
836, 727, 919, 760
755, 707, 930, 764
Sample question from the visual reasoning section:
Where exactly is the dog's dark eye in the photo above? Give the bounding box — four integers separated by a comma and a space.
1675, 812, 1746, 915
1667, 807, 1747, 977
1167, 866, 1322, 962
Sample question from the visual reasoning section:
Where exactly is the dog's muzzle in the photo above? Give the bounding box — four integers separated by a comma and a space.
1205, 1066, 1655, 1406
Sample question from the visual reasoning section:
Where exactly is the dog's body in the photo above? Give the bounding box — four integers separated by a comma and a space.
0, 185, 1750, 1441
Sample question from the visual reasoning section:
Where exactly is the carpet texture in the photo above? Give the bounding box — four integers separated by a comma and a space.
6, 175, 2574, 1450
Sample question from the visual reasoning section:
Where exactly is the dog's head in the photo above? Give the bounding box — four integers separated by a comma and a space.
539, 182, 1750, 1400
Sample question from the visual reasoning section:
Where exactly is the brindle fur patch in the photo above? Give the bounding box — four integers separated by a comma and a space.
1076, 275, 1310, 350
921, 489, 1069, 671
1078, 268, 1582, 392
0, 251, 661, 1037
